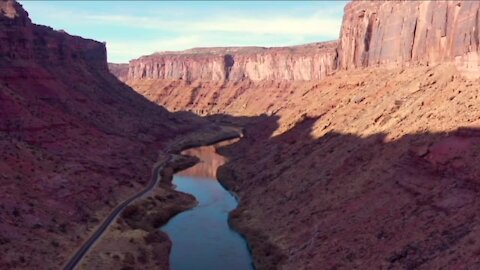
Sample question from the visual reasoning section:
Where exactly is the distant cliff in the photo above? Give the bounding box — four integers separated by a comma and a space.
108, 63, 129, 82
123, 41, 339, 82
113, 1, 480, 85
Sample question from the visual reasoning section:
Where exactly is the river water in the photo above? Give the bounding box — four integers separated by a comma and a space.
161, 144, 254, 270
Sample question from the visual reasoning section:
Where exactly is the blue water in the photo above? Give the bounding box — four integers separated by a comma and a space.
161, 175, 254, 270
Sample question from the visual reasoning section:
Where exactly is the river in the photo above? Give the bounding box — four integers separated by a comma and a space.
161, 143, 254, 270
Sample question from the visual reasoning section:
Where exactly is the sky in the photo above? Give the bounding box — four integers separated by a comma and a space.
19, 1, 348, 63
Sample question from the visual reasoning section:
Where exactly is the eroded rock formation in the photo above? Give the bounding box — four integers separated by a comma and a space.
7, 0, 480, 269
0, 0, 106, 68
338, 1, 480, 77
115, 1, 480, 88
125, 42, 339, 83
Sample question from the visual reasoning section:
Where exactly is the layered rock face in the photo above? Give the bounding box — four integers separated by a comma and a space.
339, 1, 480, 77
0, 0, 106, 69
115, 1, 480, 120
118, 42, 340, 116
126, 42, 339, 82
117, 1, 480, 88
0, 1, 205, 269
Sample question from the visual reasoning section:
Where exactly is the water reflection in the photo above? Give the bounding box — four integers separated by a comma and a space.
161, 141, 254, 270
178, 144, 228, 179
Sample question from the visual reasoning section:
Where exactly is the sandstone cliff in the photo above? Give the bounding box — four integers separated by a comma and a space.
339, 1, 480, 77
118, 0, 480, 87
0, 0, 106, 69
125, 41, 339, 82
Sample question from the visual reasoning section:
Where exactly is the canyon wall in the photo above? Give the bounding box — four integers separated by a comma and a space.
115, 1, 480, 87
0, 0, 106, 69
338, 1, 480, 77
216, 63, 480, 269
118, 42, 340, 116
0, 1, 206, 269
126, 42, 339, 82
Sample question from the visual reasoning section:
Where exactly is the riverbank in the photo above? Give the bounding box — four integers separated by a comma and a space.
218, 166, 285, 270
217, 142, 286, 270
78, 125, 242, 270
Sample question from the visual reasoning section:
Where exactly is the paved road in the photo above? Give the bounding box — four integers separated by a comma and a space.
63, 157, 169, 270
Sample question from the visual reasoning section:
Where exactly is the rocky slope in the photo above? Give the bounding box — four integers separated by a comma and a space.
0, 1, 209, 269
107, 1, 480, 269
215, 64, 480, 269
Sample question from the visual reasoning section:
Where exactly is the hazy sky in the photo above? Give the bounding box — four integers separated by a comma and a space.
20, 1, 348, 63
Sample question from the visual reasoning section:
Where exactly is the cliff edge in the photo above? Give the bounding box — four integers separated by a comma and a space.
126, 41, 339, 82
113, 1, 480, 86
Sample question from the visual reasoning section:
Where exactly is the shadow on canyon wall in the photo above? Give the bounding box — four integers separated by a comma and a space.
210, 112, 480, 269
110, 73, 480, 269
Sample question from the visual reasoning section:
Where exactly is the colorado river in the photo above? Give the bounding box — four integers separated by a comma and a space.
161, 143, 254, 270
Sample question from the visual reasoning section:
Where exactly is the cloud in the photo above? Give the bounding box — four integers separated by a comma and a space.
88, 12, 341, 38
106, 36, 203, 62
195, 15, 341, 37
105, 33, 298, 63
97, 11, 343, 62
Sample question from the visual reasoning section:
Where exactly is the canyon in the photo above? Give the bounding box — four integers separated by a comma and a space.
108, 1, 480, 269
0, 0, 230, 269
3, 0, 480, 269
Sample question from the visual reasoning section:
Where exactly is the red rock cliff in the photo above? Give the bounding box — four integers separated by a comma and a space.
127, 42, 339, 82
0, 0, 106, 70
121, 1, 480, 85
338, 1, 480, 77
